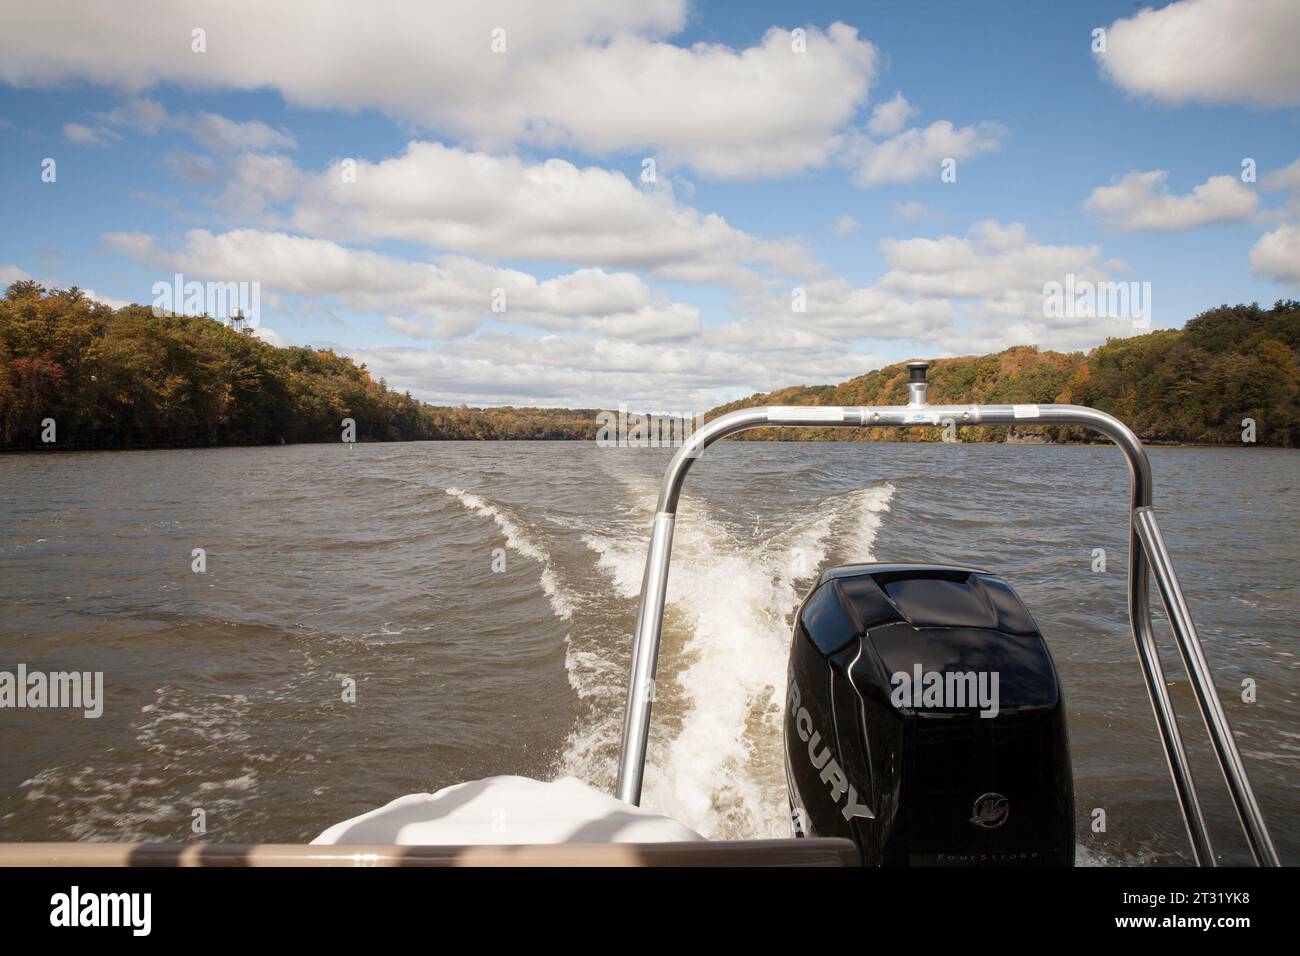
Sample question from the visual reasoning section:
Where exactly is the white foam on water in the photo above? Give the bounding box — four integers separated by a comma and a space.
1075, 843, 1161, 867
18, 685, 266, 841
564, 480, 895, 839
446, 487, 575, 620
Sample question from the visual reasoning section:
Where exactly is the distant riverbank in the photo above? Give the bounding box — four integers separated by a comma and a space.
5, 433, 1289, 456
3, 282, 1297, 450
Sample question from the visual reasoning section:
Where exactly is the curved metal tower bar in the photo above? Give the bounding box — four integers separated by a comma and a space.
613, 370, 1279, 867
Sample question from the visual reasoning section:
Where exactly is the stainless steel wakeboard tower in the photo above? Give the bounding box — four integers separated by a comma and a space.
615, 361, 1280, 867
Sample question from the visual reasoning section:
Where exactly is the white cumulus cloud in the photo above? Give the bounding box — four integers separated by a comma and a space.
866, 92, 917, 137
848, 120, 1005, 188
100, 228, 702, 341
292, 142, 812, 288
1, 264, 33, 287
877, 220, 1136, 351
63, 122, 118, 146
1084, 170, 1258, 232
0, 2, 877, 179
1250, 225, 1300, 289
1098, 0, 1300, 107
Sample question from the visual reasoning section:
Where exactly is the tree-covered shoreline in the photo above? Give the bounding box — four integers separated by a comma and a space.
2, 281, 1297, 450
0, 281, 596, 450
717, 299, 1299, 447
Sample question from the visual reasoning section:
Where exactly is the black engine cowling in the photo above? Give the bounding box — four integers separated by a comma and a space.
784, 564, 1074, 866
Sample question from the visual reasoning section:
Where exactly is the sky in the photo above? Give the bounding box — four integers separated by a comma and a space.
1, 0, 1298, 412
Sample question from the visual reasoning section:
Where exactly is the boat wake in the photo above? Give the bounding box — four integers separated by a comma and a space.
560, 479, 895, 839
445, 487, 576, 620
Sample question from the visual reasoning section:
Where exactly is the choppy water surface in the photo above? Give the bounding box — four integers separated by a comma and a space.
1, 440, 1296, 864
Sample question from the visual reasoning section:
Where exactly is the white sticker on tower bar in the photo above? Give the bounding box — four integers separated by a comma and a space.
769, 407, 845, 423
1013, 404, 1040, 419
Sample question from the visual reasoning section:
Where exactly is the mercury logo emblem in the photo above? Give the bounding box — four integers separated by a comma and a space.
970, 792, 1009, 829
786, 679, 872, 822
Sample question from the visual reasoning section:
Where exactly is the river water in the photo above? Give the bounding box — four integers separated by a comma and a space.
1, 440, 1296, 864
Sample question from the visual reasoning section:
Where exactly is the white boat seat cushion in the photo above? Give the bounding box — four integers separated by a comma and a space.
312, 775, 704, 845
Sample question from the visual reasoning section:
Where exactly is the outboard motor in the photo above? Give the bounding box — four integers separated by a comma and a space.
784, 564, 1074, 865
